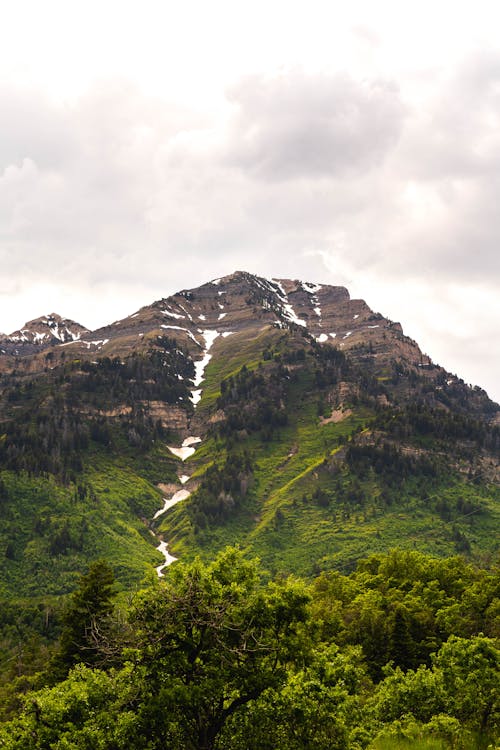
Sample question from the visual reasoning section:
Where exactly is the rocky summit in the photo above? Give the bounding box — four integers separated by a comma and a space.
0, 313, 89, 357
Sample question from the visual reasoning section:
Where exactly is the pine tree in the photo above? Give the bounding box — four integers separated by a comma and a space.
51, 560, 115, 679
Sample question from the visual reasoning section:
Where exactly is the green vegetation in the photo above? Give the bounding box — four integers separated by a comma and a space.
0, 463, 166, 598
0, 549, 497, 749
0, 290, 498, 747
161, 335, 499, 577
0, 341, 194, 598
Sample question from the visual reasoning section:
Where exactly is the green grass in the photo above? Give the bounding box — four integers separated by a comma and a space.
0, 453, 169, 597
195, 326, 283, 414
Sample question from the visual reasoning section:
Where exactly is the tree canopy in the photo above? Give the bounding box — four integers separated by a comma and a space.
0, 549, 498, 750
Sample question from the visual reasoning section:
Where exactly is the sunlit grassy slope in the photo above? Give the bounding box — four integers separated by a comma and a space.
160, 329, 500, 577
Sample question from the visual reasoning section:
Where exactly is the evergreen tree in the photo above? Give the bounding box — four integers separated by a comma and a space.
51, 560, 116, 678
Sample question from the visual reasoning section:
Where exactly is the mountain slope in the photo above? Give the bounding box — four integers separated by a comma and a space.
0, 271, 498, 593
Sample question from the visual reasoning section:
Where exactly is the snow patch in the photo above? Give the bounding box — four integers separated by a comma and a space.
168, 445, 196, 460
353, 314, 359, 319
192, 330, 219, 387
198, 314, 206, 321
221, 331, 234, 338
283, 303, 307, 327
302, 281, 322, 293
162, 310, 185, 320
271, 278, 287, 297
315, 333, 328, 343
81, 339, 109, 349
343, 331, 352, 339
367, 325, 380, 329
177, 303, 193, 321
329, 333, 337, 339
156, 541, 177, 575
313, 307, 322, 318
218, 312, 226, 320
179, 474, 190, 484
183, 436, 202, 447
269, 278, 307, 328
161, 325, 202, 347
154, 489, 191, 520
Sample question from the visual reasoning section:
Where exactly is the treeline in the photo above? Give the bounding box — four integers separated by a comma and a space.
0, 549, 497, 749
66, 342, 194, 410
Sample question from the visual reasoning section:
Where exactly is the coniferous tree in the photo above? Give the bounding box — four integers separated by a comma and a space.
51, 560, 116, 679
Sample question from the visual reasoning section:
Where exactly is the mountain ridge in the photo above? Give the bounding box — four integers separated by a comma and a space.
1, 271, 496, 410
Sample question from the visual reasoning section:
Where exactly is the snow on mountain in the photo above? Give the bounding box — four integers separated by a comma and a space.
0, 313, 89, 355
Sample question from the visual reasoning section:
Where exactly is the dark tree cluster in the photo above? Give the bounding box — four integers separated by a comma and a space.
375, 403, 499, 452
346, 443, 439, 484
309, 341, 349, 389
0, 412, 88, 480
68, 347, 194, 410
188, 451, 254, 530
216, 364, 289, 441
0, 343, 195, 481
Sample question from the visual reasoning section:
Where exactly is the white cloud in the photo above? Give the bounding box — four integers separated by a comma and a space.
224, 72, 405, 180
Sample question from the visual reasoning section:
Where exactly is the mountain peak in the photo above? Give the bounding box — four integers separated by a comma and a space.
0, 312, 89, 356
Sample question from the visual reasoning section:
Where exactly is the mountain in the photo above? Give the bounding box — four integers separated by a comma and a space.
0, 313, 89, 357
0, 272, 498, 595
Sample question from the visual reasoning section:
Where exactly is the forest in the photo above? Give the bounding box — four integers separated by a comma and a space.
0, 547, 497, 749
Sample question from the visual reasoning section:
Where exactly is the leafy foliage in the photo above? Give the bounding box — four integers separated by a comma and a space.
0, 549, 497, 749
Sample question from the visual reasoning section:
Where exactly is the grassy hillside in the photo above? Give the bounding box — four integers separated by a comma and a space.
160, 330, 499, 576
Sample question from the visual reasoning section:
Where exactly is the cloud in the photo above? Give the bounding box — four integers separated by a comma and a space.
224, 71, 406, 180
381, 52, 500, 281
0, 86, 74, 171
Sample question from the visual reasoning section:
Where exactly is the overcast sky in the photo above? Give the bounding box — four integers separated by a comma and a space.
1, 0, 499, 402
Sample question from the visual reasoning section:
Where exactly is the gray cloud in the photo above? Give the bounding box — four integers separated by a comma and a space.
0, 86, 75, 171
383, 53, 500, 280
224, 72, 406, 180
